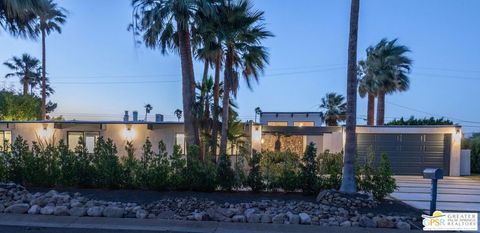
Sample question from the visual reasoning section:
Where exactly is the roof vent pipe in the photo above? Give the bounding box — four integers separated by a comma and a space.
132, 111, 138, 122
123, 111, 129, 122
155, 114, 164, 123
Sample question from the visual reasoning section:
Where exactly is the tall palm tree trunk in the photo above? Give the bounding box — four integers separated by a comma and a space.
211, 53, 221, 156
340, 0, 360, 193
177, 25, 199, 148
376, 90, 385, 125
220, 48, 233, 156
367, 93, 375, 125
22, 77, 29, 96
41, 29, 47, 120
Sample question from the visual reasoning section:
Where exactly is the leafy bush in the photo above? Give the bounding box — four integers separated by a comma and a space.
184, 146, 217, 192
299, 143, 319, 194
260, 151, 299, 191
122, 141, 138, 188
169, 145, 186, 189
217, 154, 235, 191
464, 134, 480, 173
247, 150, 264, 192
72, 137, 96, 187
93, 137, 123, 189
147, 140, 170, 190
357, 147, 397, 200
318, 150, 343, 190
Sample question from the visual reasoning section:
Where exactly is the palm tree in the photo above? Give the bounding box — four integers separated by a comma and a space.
340, 0, 360, 194
0, 0, 42, 38
218, 0, 272, 155
131, 0, 215, 147
254, 107, 261, 123
358, 60, 376, 126
174, 109, 183, 122
34, 0, 66, 120
3, 53, 41, 95
363, 39, 412, 125
319, 93, 347, 126
144, 104, 153, 121
30, 69, 54, 97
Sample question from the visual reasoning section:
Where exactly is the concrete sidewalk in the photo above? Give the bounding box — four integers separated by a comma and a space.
0, 214, 416, 233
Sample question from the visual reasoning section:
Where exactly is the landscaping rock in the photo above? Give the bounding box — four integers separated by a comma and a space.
247, 213, 261, 223
5, 203, 29, 214
260, 214, 272, 223
87, 206, 104, 217
28, 205, 41, 215
359, 216, 376, 228
69, 207, 86, 217
136, 209, 148, 219
396, 221, 411, 230
286, 212, 300, 224
340, 220, 352, 227
103, 206, 124, 218
232, 215, 246, 223
299, 213, 311, 225
54, 206, 69, 216
40, 206, 55, 215
272, 213, 286, 224
376, 218, 395, 228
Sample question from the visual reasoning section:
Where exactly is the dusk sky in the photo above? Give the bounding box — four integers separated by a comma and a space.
0, 0, 479, 133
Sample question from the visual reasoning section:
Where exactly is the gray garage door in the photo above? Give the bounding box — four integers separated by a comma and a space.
357, 133, 450, 175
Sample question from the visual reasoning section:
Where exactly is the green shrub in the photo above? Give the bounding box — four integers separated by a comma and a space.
72, 137, 95, 187
57, 140, 76, 186
7, 136, 29, 184
232, 151, 247, 189
93, 137, 123, 189
184, 146, 217, 192
357, 147, 397, 200
466, 135, 480, 173
122, 141, 139, 188
169, 145, 186, 189
299, 143, 319, 194
372, 153, 397, 200
318, 150, 343, 190
247, 150, 264, 192
148, 140, 170, 190
217, 154, 235, 191
260, 151, 300, 192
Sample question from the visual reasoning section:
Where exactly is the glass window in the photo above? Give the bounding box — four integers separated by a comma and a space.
267, 121, 288, 126
0, 131, 12, 151
175, 133, 186, 154
294, 121, 315, 127
68, 131, 99, 153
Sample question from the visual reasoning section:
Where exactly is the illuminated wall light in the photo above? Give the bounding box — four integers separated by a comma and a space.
37, 124, 54, 139
261, 138, 265, 144
123, 125, 136, 141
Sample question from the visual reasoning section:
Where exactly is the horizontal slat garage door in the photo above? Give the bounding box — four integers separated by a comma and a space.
357, 134, 450, 175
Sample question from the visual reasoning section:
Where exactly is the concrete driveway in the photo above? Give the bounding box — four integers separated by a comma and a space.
391, 176, 480, 213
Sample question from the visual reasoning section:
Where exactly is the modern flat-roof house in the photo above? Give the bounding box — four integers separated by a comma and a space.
0, 119, 185, 157
0, 110, 465, 176
254, 111, 464, 176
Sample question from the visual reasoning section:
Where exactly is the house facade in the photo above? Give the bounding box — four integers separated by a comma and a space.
0, 111, 464, 176
0, 120, 185, 157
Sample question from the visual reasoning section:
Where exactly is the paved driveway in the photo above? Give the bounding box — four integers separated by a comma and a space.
391, 176, 480, 213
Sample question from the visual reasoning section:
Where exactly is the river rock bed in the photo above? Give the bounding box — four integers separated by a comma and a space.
0, 183, 414, 230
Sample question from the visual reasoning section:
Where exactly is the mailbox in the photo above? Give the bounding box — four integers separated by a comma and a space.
423, 168, 444, 180
423, 168, 444, 215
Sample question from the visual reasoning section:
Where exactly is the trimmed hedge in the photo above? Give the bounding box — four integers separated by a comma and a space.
0, 137, 396, 199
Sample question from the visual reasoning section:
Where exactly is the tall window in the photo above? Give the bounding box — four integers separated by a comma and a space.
175, 133, 186, 154
68, 131, 100, 153
293, 121, 315, 127
0, 131, 12, 151
267, 121, 288, 126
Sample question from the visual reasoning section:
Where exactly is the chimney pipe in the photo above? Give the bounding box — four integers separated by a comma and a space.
132, 111, 138, 122
123, 111, 129, 122
155, 114, 164, 123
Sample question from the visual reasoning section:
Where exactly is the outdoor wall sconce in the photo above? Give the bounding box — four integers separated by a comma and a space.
123, 124, 136, 142
37, 123, 53, 139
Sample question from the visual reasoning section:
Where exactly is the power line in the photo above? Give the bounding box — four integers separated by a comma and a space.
386, 101, 480, 125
